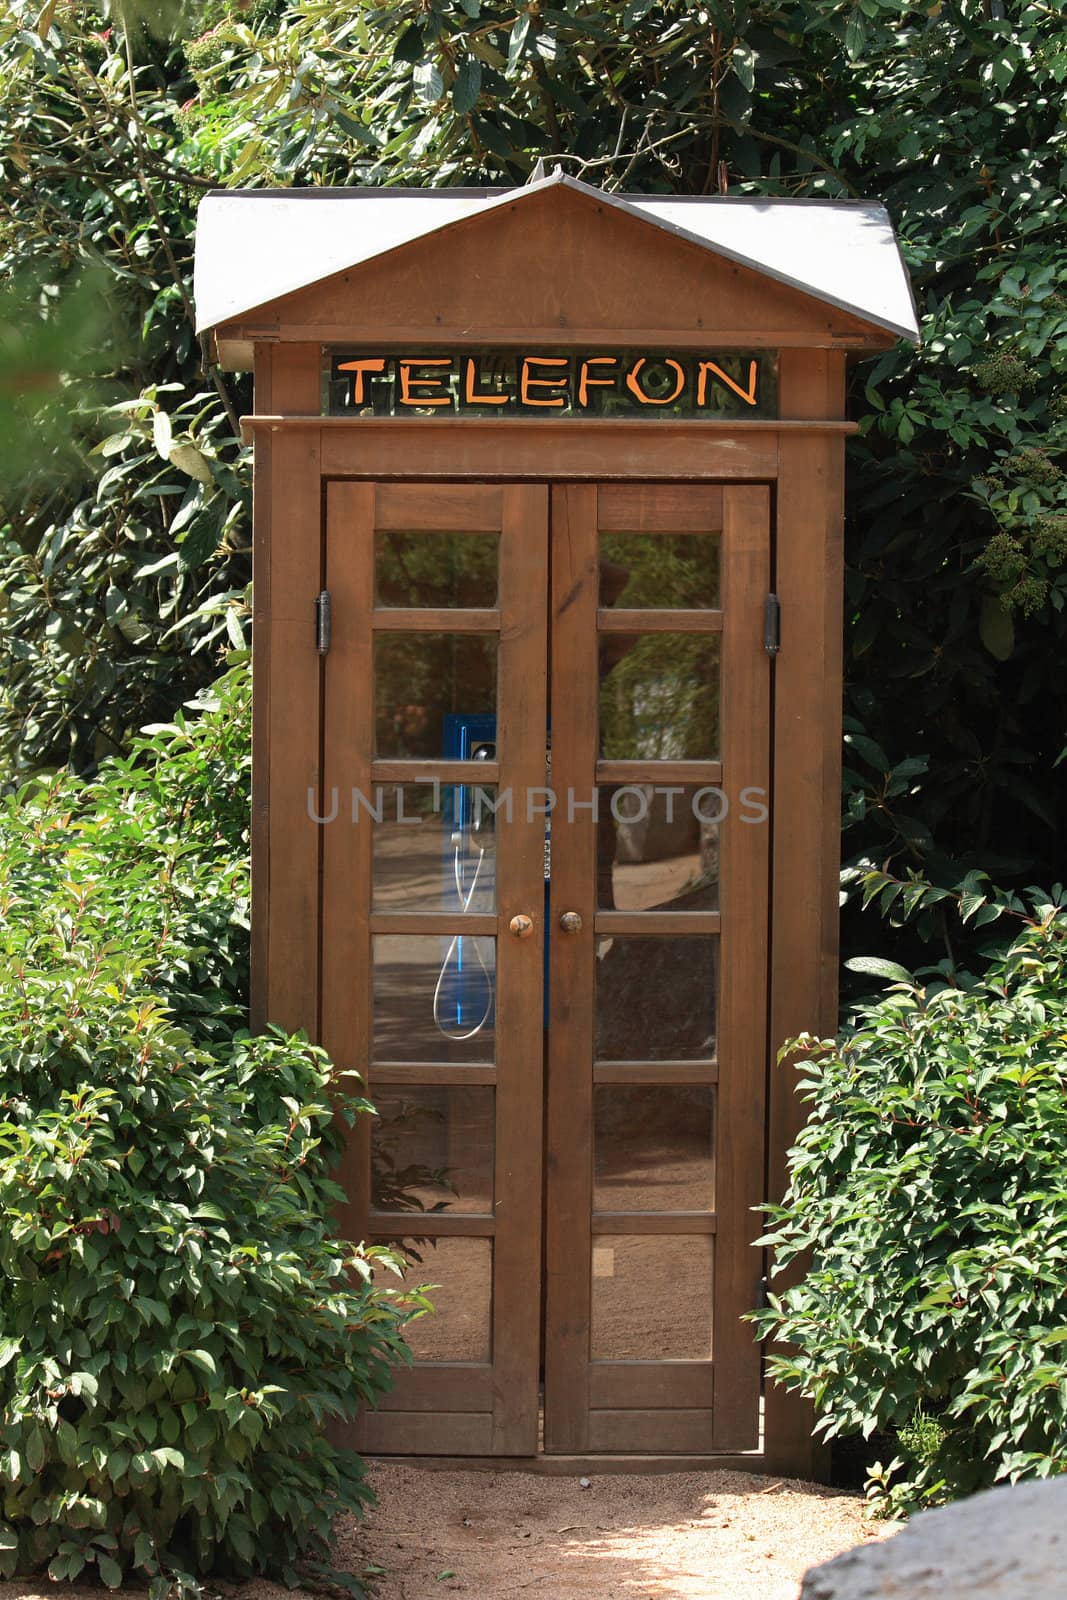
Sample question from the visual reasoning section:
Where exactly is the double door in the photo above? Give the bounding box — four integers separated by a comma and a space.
321, 479, 771, 1457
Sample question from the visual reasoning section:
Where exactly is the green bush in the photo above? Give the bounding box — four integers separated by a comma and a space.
755, 899, 1067, 1512
0, 664, 414, 1595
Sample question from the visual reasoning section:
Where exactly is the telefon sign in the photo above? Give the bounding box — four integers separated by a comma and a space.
325, 346, 776, 419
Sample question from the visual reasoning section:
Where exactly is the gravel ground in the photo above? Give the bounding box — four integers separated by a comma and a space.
0, 1464, 889, 1600
340, 1463, 890, 1599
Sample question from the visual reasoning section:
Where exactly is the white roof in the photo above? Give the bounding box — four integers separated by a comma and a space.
194, 171, 919, 343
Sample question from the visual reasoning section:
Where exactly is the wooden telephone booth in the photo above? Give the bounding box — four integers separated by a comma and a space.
195, 174, 918, 1476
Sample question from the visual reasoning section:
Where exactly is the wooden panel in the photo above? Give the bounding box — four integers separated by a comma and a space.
370, 1213, 495, 1238
319, 421, 778, 481
593, 1061, 718, 1085
369, 912, 497, 936
587, 1411, 716, 1453
264, 344, 324, 1038
369, 1451, 765, 1473
592, 1212, 718, 1234
249, 343, 273, 1032
764, 350, 846, 1481
597, 609, 723, 633
598, 484, 723, 532
369, 1063, 498, 1086
321, 481, 375, 1245
359, 1411, 494, 1455
371, 607, 499, 632
490, 484, 550, 1455
711, 484, 772, 1454
594, 910, 720, 936
543, 483, 599, 1455
375, 482, 503, 530
377, 1365, 493, 1412
590, 1362, 715, 1410
595, 760, 722, 785
372, 759, 501, 784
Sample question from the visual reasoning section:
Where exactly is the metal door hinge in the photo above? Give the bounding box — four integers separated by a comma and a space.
314, 590, 331, 655
763, 593, 781, 655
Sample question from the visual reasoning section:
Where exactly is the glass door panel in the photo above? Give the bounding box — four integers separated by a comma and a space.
321, 481, 548, 1457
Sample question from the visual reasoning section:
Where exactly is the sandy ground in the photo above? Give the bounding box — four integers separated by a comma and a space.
339, 1463, 889, 1600
0, 1465, 887, 1600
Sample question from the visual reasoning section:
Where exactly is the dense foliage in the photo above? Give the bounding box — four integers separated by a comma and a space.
0, 667, 413, 1593
755, 897, 1067, 1512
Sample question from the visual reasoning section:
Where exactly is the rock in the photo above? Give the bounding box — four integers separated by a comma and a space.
800, 1478, 1067, 1600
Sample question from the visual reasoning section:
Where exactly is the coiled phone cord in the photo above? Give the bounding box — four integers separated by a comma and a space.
432, 840, 494, 1040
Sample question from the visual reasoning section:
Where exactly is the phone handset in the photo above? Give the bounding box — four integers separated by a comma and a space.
433, 742, 496, 1040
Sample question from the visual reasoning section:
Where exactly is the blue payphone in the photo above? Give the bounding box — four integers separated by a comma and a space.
435, 714, 550, 1038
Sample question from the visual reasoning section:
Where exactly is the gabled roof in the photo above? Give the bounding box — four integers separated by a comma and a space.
194, 171, 920, 344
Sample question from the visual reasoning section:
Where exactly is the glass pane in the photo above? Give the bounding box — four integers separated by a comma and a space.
373, 784, 497, 914
376, 530, 497, 608
379, 1237, 493, 1363
591, 1235, 713, 1359
371, 1086, 494, 1215
600, 532, 719, 609
594, 1086, 714, 1212
595, 935, 717, 1061
597, 784, 719, 912
375, 634, 497, 760
373, 935, 495, 1064
599, 634, 720, 761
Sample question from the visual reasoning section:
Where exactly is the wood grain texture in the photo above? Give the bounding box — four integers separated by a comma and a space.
319, 421, 779, 480
321, 482, 375, 1249
589, 1363, 715, 1410
249, 343, 273, 1032
711, 484, 771, 1453
763, 349, 846, 1480
264, 345, 323, 1037
543, 483, 599, 1454
490, 484, 550, 1455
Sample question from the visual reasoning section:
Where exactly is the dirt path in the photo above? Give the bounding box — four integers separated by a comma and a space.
339, 1464, 889, 1600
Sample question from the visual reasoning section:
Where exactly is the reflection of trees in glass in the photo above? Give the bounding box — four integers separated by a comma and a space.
375, 634, 496, 759
601, 533, 720, 608
376, 531, 497, 607
599, 635, 720, 760
370, 1085, 493, 1262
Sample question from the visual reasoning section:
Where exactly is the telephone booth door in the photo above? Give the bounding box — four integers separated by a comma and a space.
319, 478, 770, 1457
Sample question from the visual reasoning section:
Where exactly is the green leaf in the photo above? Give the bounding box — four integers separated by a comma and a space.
152, 409, 173, 461
507, 13, 530, 71
980, 593, 1015, 661
185, 1348, 218, 1378
413, 59, 443, 104
97, 1554, 123, 1589
845, 956, 914, 984
452, 58, 481, 115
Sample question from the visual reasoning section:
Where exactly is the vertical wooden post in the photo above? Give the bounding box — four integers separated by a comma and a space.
256, 345, 323, 1037
764, 349, 846, 1479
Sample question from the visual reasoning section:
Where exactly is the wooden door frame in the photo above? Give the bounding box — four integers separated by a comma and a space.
248, 343, 848, 1479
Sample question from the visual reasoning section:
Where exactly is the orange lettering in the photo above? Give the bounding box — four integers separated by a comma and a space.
578, 355, 618, 409
520, 356, 567, 408
336, 356, 385, 405
696, 359, 758, 408
464, 357, 508, 406
625, 356, 685, 406
399, 357, 452, 407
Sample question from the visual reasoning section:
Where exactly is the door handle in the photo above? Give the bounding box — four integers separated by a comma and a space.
508, 914, 534, 939
558, 911, 583, 933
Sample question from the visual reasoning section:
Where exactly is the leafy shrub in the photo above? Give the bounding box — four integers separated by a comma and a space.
0, 664, 413, 1594
755, 899, 1067, 1512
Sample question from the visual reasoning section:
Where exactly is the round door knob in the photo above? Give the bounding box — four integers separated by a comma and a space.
559, 911, 583, 933
509, 914, 534, 939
